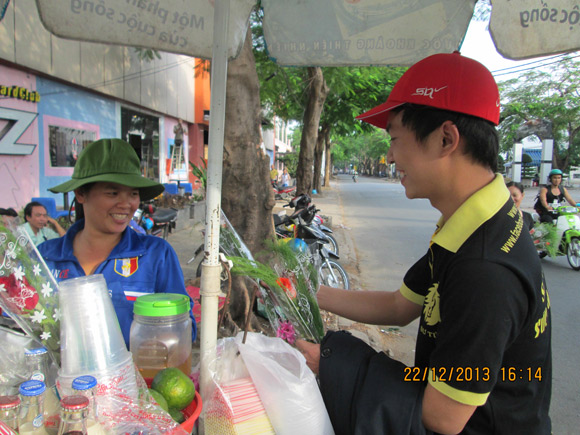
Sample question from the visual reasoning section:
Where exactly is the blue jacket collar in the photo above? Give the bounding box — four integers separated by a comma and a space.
48, 219, 147, 261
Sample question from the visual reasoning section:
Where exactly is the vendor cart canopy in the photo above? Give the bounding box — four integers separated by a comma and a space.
34, 0, 580, 66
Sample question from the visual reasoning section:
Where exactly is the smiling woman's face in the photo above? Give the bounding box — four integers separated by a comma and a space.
75, 182, 140, 235
508, 185, 524, 208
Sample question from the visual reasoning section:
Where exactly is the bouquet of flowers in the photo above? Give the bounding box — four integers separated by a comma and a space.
214, 212, 324, 343
531, 222, 559, 257
229, 239, 325, 344
0, 218, 60, 363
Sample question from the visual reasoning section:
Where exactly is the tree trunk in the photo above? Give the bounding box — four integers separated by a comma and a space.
313, 124, 328, 193
221, 28, 276, 328
296, 67, 328, 196
324, 128, 332, 187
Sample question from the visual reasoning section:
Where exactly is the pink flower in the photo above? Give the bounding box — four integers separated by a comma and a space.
276, 321, 296, 344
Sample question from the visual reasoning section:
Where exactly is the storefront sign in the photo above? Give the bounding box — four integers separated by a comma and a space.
0, 85, 41, 103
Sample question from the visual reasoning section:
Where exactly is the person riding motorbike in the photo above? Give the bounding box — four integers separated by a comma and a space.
535, 169, 577, 223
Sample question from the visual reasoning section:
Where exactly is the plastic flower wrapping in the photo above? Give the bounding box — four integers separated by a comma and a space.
0, 218, 61, 363
531, 222, 560, 257
218, 211, 324, 343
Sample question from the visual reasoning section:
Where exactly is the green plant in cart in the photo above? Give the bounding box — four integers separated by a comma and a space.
189, 159, 207, 191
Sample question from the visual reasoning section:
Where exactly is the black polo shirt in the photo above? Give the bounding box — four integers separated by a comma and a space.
401, 175, 551, 434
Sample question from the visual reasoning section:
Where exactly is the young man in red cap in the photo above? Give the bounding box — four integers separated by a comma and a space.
297, 52, 551, 434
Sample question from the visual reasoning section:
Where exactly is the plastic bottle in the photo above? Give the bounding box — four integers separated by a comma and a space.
71, 377, 105, 435
0, 395, 21, 432
24, 348, 60, 434
18, 380, 49, 435
56, 396, 89, 435
130, 294, 192, 379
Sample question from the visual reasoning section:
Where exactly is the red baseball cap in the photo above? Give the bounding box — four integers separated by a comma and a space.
356, 51, 500, 128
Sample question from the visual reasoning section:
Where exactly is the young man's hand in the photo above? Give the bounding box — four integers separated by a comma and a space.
295, 339, 321, 375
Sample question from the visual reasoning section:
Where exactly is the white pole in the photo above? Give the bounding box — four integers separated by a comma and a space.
512, 142, 522, 182
199, 0, 230, 409
539, 139, 553, 184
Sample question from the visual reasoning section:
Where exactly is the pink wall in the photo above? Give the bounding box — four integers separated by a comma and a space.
0, 66, 39, 211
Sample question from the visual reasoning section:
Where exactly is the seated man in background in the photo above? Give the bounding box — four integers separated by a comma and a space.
19, 201, 66, 245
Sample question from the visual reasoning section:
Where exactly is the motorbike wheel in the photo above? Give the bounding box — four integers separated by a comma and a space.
323, 233, 339, 256
319, 260, 350, 290
566, 237, 580, 270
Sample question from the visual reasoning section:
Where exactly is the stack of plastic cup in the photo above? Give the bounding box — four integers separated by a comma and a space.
57, 275, 137, 399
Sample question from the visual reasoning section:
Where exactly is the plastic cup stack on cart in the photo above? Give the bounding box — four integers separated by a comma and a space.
56, 275, 138, 399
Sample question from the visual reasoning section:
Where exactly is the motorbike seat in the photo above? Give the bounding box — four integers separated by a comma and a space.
152, 208, 178, 223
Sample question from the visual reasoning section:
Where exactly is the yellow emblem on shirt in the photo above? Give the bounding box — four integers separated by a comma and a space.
424, 283, 440, 326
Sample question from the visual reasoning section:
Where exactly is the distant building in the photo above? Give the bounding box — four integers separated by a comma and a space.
0, 0, 209, 210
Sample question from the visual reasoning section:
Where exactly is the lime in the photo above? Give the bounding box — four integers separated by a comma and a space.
149, 388, 169, 412
151, 367, 195, 411
168, 407, 186, 424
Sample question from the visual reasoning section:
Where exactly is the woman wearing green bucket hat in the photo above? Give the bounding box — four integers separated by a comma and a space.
37, 138, 197, 348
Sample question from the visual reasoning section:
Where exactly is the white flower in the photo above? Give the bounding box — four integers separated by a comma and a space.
52, 309, 61, 322
40, 331, 51, 341
33, 264, 41, 276
0, 283, 5, 293
13, 266, 25, 281
41, 283, 53, 298
30, 309, 47, 324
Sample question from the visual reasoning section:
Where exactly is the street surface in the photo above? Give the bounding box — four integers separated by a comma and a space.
326, 174, 579, 434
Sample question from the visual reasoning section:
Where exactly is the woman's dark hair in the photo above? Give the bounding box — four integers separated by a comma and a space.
73, 183, 95, 222
24, 201, 46, 219
506, 181, 524, 194
391, 104, 499, 172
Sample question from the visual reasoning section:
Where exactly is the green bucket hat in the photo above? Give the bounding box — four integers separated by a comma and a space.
49, 138, 165, 201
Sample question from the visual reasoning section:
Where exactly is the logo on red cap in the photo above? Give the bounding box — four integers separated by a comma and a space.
356, 52, 500, 128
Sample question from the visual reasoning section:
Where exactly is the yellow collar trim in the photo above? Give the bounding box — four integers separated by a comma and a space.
431, 174, 510, 253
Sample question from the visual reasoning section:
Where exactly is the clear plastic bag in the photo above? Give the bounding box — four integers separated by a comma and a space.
204, 332, 334, 435
236, 333, 334, 435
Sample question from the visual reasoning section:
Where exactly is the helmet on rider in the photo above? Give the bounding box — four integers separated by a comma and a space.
549, 169, 563, 181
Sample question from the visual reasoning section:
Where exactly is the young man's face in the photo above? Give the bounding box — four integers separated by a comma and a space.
27, 206, 49, 231
386, 111, 441, 200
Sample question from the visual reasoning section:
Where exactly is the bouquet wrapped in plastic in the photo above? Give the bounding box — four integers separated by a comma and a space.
0, 218, 60, 362
227, 236, 325, 344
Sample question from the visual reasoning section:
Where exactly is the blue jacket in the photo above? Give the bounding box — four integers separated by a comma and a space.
38, 220, 197, 348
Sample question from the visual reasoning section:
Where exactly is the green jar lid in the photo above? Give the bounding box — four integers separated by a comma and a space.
133, 293, 190, 316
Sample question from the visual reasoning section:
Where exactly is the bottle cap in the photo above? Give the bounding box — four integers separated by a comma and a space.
19, 380, 46, 396
133, 293, 190, 317
60, 395, 90, 411
0, 395, 21, 409
72, 376, 97, 391
24, 347, 48, 356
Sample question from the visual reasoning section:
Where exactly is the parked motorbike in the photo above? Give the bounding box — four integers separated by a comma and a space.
133, 202, 178, 240
276, 194, 339, 255
274, 205, 349, 289
272, 180, 296, 200
532, 205, 580, 270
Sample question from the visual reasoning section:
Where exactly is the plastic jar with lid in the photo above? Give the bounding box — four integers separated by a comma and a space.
129, 293, 192, 379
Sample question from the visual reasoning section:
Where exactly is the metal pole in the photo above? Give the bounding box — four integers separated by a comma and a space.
199, 0, 230, 408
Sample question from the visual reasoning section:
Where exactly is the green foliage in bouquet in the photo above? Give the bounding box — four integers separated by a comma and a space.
532, 222, 560, 257
0, 221, 61, 363
229, 239, 325, 343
